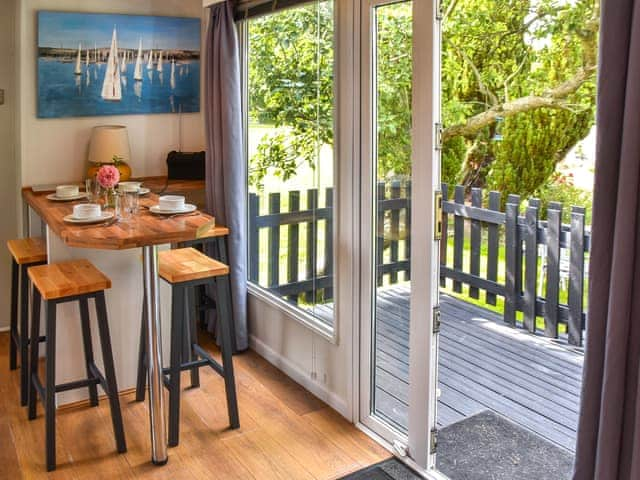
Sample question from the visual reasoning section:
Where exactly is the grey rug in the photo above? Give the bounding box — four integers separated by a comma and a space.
339, 458, 422, 479
436, 410, 574, 480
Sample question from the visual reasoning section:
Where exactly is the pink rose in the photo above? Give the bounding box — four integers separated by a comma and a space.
97, 165, 120, 189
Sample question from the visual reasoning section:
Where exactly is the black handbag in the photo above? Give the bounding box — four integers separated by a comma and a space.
166, 150, 206, 180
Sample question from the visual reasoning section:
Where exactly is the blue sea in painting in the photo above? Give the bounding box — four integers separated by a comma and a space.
38, 58, 200, 118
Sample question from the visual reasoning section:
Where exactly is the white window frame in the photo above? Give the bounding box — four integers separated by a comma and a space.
239, 0, 350, 344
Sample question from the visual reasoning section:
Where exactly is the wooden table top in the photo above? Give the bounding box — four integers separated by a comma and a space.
22, 178, 229, 250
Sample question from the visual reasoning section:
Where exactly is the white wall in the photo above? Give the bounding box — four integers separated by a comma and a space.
17, 0, 206, 187
0, 0, 19, 330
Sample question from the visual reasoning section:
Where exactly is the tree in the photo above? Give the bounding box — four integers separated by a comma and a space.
247, 2, 334, 188
247, 0, 599, 197
442, 0, 599, 196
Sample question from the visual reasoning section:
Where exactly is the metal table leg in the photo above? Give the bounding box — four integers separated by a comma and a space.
142, 245, 168, 465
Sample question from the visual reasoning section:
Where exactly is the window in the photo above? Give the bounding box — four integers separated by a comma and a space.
245, 0, 336, 330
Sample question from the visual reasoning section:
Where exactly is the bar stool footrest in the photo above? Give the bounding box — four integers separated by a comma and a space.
193, 344, 224, 377
55, 377, 100, 394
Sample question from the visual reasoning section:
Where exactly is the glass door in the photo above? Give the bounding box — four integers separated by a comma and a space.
359, 0, 441, 473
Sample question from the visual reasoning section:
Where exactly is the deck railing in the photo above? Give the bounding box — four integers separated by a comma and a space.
248, 182, 591, 346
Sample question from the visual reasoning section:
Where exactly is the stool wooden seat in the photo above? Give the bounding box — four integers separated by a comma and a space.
7, 237, 47, 406
136, 248, 239, 447
7, 237, 47, 265
159, 247, 229, 283
28, 259, 111, 300
27, 260, 126, 471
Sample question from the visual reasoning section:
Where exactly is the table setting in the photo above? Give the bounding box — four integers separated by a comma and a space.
50, 165, 207, 229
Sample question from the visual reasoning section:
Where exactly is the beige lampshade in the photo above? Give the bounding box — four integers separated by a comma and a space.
88, 125, 131, 164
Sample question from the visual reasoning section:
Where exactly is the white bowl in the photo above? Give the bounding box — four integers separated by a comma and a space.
56, 185, 79, 198
118, 181, 142, 192
73, 203, 101, 219
158, 195, 185, 211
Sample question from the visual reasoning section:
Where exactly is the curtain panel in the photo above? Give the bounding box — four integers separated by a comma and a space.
204, 0, 248, 351
573, 2, 640, 478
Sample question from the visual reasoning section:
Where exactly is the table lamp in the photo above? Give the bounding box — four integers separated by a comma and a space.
87, 125, 132, 181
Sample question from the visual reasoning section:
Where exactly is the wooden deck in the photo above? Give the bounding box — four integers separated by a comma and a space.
360, 284, 582, 452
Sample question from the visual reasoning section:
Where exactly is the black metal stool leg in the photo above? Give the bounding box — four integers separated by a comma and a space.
44, 300, 57, 472
19, 265, 29, 406
28, 288, 42, 421
215, 276, 239, 429
9, 259, 18, 371
185, 287, 200, 389
79, 298, 99, 407
168, 286, 185, 447
135, 293, 147, 402
94, 292, 127, 454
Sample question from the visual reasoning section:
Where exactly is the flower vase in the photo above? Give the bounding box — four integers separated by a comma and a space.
104, 187, 118, 209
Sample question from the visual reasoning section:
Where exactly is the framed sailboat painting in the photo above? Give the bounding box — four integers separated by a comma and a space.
37, 11, 201, 118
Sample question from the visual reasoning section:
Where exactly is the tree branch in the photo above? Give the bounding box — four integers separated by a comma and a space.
442, 65, 596, 142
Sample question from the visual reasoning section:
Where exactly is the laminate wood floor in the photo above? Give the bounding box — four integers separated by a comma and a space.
0, 332, 389, 479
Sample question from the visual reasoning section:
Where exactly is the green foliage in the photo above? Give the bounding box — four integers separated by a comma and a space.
488, 107, 593, 198
248, 1, 334, 188
535, 172, 592, 224
442, 0, 598, 193
247, 0, 598, 198
375, 4, 412, 179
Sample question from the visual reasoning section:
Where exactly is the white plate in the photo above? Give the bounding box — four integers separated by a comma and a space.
149, 204, 197, 215
47, 192, 88, 202
63, 211, 115, 224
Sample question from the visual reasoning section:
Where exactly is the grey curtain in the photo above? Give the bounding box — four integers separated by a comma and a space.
204, 0, 248, 351
573, 3, 640, 479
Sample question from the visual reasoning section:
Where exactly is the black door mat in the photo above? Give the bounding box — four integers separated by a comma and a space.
338, 458, 422, 479
436, 410, 574, 480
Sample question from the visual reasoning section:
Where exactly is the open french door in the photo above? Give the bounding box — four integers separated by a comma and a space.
358, 0, 442, 475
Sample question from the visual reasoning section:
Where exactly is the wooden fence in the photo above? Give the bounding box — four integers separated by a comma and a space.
248, 182, 591, 346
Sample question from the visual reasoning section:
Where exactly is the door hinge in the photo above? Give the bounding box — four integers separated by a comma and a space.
435, 122, 443, 150
433, 306, 441, 334
434, 190, 443, 240
430, 428, 438, 454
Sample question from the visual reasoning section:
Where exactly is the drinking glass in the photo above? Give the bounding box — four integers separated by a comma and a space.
120, 190, 139, 220
85, 177, 101, 203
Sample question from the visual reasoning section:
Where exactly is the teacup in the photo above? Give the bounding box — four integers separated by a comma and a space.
159, 195, 185, 211
56, 185, 79, 198
73, 203, 101, 220
118, 181, 142, 193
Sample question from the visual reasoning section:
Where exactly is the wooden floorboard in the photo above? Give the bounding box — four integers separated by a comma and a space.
0, 332, 389, 479
370, 284, 584, 453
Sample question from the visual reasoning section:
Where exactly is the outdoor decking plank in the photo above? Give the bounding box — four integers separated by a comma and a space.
366, 284, 583, 452
375, 304, 581, 430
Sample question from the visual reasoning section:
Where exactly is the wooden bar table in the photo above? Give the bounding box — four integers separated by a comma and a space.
22, 183, 229, 466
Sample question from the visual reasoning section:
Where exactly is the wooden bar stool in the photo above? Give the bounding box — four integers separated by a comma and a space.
27, 259, 127, 471
7, 237, 47, 406
135, 247, 239, 447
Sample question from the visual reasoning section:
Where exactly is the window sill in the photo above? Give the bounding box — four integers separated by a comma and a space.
247, 283, 338, 344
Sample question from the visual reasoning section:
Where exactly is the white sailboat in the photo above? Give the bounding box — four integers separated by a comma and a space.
120, 50, 127, 73
170, 58, 176, 90
74, 43, 82, 75
157, 51, 163, 72
133, 38, 143, 81
101, 27, 122, 101
85, 48, 89, 67
147, 49, 154, 69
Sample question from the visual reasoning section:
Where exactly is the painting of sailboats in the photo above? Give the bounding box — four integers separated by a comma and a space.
37, 11, 200, 118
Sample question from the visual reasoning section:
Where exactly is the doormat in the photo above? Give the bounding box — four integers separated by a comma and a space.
436, 410, 574, 480
338, 458, 422, 479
